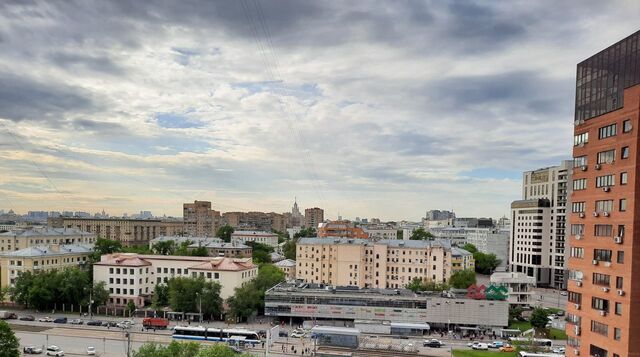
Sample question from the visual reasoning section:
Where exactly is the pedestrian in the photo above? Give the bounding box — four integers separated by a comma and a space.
262, 341, 265, 349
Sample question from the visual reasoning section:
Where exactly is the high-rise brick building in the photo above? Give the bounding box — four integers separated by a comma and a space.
183, 200, 220, 237
567, 30, 640, 357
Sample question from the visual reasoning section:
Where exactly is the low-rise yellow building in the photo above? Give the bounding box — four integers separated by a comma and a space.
274, 259, 296, 280
0, 227, 96, 253
0, 244, 93, 289
451, 247, 475, 272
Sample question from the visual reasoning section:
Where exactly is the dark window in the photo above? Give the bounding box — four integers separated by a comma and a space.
617, 251, 624, 263
623, 119, 632, 133
598, 124, 617, 139
616, 277, 623, 289
622, 146, 630, 159
620, 199, 627, 212
592, 273, 610, 286
594, 249, 612, 262
620, 172, 628, 185
591, 297, 609, 312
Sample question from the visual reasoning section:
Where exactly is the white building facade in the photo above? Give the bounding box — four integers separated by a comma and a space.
231, 231, 279, 248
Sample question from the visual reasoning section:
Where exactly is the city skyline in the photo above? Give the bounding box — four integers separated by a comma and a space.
1, 1, 639, 221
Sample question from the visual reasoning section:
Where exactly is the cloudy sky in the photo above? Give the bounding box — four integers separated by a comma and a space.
0, 1, 638, 221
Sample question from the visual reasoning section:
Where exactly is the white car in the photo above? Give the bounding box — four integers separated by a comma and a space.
86, 346, 96, 355
472, 343, 489, 350
291, 331, 305, 338
39, 317, 53, 322
46, 345, 64, 356
553, 347, 566, 354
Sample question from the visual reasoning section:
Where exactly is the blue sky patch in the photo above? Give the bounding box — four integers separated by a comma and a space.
155, 113, 204, 129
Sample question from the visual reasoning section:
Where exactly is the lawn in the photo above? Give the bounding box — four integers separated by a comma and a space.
549, 327, 567, 340
453, 350, 518, 357
508, 321, 532, 331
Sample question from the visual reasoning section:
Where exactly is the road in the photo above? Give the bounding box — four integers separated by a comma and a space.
531, 288, 568, 310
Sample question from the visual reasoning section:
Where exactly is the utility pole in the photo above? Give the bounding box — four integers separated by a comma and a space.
125, 331, 131, 357
196, 292, 202, 323
89, 290, 93, 318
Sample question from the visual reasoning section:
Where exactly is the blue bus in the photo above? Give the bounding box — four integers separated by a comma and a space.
172, 326, 261, 344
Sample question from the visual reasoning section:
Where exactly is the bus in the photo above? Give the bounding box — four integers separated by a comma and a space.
508, 337, 553, 347
518, 352, 565, 357
172, 326, 261, 344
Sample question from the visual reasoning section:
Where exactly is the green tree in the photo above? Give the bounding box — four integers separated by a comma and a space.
405, 277, 449, 292
91, 238, 123, 260
197, 344, 253, 357
462, 243, 478, 254
449, 269, 476, 289
227, 264, 285, 321
190, 246, 209, 257
167, 277, 223, 320
152, 284, 169, 307
282, 239, 297, 260
0, 320, 19, 357
216, 225, 235, 243
407, 277, 423, 292
509, 305, 524, 323
294, 227, 316, 239
530, 307, 550, 330
200, 281, 223, 319
409, 228, 434, 240
251, 242, 274, 264
91, 281, 110, 307
59, 267, 90, 306
174, 240, 193, 256
397, 230, 403, 240
126, 300, 137, 315
474, 252, 501, 274
153, 240, 176, 255
0, 287, 9, 302
133, 341, 200, 357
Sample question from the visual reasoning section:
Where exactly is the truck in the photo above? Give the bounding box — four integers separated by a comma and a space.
0, 311, 17, 319
142, 317, 169, 330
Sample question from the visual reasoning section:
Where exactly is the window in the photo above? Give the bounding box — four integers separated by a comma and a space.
591, 320, 608, 336
623, 119, 632, 133
595, 200, 613, 212
594, 225, 613, 237
620, 172, 628, 185
614, 328, 621, 341
618, 225, 625, 237
598, 123, 616, 139
622, 146, 630, 159
596, 174, 615, 187
572, 202, 585, 213
574, 132, 589, 146
616, 277, 623, 289
620, 199, 627, 212
568, 291, 582, 304
594, 249, 612, 262
573, 156, 587, 167
592, 297, 609, 312
597, 149, 616, 164
615, 302, 622, 315
570, 247, 584, 258
617, 251, 624, 264
592, 273, 610, 286
571, 224, 584, 235
573, 179, 587, 190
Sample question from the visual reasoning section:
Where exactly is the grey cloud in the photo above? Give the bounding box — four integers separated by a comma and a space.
68, 119, 127, 135
48, 52, 125, 75
0, 72, 97, 122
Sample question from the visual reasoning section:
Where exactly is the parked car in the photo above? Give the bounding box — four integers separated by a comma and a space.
86, 346, 96, 355
53, 317, 68, 324
86, 320, 102, 326
278, 331, 288, 337
560, 291, 568, 296
39, 317, 53, 322
553, 347, 566, 354
20, 315, 35, 321
69, 319, 83, 325
24, 346, 43, 354
489, 341, 504, 348
472, 343, 489, 350
500, 345, 516, 352
117, 321, 132, 329
291, 330, 305, 338
0, 311, 18, 319
45, 345, 64, 356
423, 339, 444, 348
102, 321, 117, 327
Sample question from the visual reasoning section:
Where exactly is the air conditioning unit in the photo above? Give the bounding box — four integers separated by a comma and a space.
600, 310, 607, 316
592, 259, 599, 265
614, 236, 623, 244
575, 234, 582, 240
574, 349, 580, 356
579, 212, 585, 218
604, 262, 612, 267
576, 281, 582, 287
581, 165, 587, 171
602, 287, 610, 292
617, 290, 625, 296
603, 211, 610, 217
593, 211, 599, 217
574, 325, 581, 335
603, 186, 611, 192
574, 303, 581, 310
595, 164, 601, 170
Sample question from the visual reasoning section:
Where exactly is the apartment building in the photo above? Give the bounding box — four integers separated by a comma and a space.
149, 236, 253, 258
93, 254, 257, 307
48, 217, 184, 246
274, 259, 296, 280
490, 272, 535, 307
221, 211, 286, 232
317, 221, 368, 239
510, 161, 571, 289
304, 207, 324, 229
566, 30, 640, 357
0, 227, 96, 253
231, 231, 279, 248
183, 200, 220, 237
465, 228, 509, 268
362, 226, 398, 240
451, 247, 475, 272
296, 238, 451, 289
0, 244, 93, 290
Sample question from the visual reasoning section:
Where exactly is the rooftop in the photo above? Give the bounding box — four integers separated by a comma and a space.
267, 282, 464, 300
232, 230, 277, 237
297, 237, 451, 249
0, 227, 95, 237
275, 259, 296, 267
94, 253, 256, 271
0, 244, 93, 257
451, 247, 473, 257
